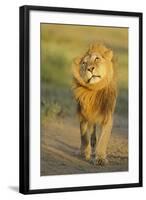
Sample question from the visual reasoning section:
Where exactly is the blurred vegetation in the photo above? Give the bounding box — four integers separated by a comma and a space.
41, 24, 128, 122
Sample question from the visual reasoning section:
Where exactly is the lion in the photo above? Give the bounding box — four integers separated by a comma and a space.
72, 43, 117, 165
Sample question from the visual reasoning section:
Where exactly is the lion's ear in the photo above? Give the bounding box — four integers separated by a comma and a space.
89, 43, 94, 51
73, 56, 81, 65
104, 49, 113, 61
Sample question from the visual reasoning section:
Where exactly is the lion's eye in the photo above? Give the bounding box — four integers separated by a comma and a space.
82, 61, 86, 67
95, 57, 100, 61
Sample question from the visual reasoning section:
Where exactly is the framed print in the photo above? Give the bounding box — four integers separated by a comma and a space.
19, 5, 143, 194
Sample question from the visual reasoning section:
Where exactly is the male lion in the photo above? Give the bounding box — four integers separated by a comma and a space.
72, 43, 117, 165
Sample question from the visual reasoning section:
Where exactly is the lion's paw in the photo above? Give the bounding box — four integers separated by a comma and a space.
95, 157, 109, 166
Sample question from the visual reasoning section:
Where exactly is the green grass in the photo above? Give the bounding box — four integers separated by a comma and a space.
41, 24, 128, 120
41, 83, 76, 119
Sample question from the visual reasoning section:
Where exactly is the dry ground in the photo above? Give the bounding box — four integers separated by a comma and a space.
41, 116, 128, 176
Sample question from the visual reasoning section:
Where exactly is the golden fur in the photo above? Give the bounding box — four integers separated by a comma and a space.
72, 43, 117, 125
72, 43, 117, 164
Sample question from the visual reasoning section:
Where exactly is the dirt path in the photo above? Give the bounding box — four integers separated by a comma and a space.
41, 117, 128, 176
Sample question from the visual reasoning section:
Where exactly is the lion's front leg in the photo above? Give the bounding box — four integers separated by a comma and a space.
95, 116, 113, 165
80, 120, 91, 161
91, 124, 97, 155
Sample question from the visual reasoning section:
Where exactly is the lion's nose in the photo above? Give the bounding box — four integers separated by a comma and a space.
87, 66, 95, 72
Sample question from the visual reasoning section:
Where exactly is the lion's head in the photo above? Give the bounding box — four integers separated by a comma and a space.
72, 43, 115, 90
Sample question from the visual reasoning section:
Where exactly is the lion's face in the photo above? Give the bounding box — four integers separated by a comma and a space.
78, 44, 114, 85
80, 53, 106, 84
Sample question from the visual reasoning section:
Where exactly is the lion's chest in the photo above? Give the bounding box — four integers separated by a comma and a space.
77, 89, 104, 124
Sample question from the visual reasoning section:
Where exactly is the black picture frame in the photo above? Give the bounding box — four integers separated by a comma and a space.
19, 5, 143, 194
